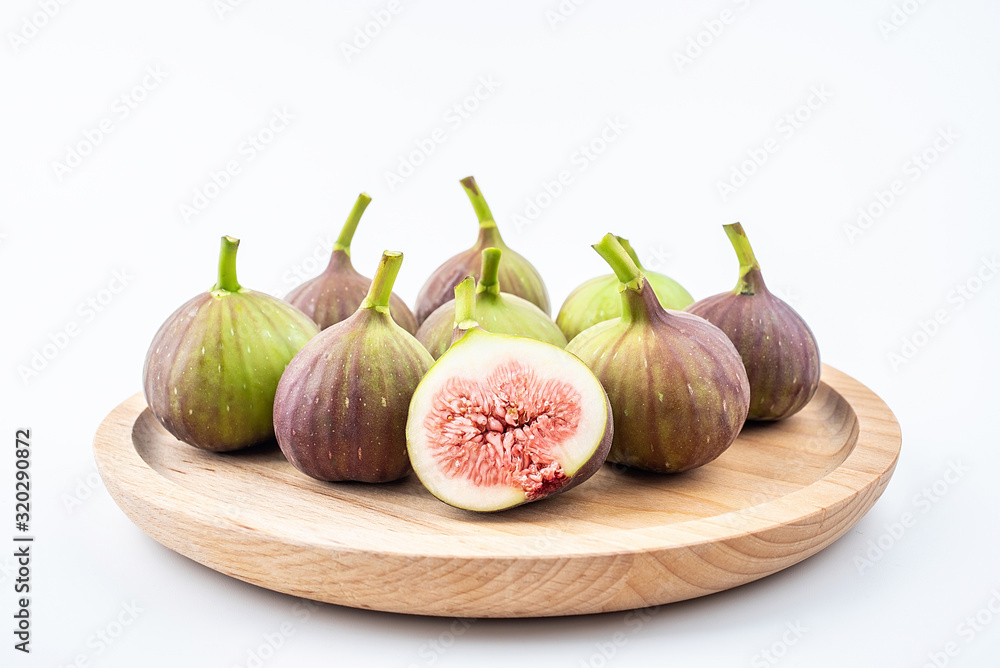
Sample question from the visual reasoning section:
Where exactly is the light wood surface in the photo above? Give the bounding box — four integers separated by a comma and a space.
93, 364, 901, 618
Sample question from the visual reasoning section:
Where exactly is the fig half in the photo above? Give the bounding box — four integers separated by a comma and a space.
557, 237, 694, 342
686, 223, 821, 420
285, 193, 418, 334
566, 234, 749, 473
416, 247, 567, 359
413, 176, 550, 323
274, 251, 434, 482
407, 277, 612, 511
143, 236, 319, 452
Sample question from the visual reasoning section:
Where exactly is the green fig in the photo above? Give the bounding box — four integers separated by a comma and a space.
274, 251, 434, 482
407, 277, 613, 511
415, 247, 567, 359
285, 193, 418, 334
413, 176, 550, 323
557, 237, 694, 342
686, 223, 821, 421
143, 236, 319, 452
566, 234, 749, 473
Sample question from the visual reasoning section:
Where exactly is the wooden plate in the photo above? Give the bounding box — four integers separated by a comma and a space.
93, 364, 900, 618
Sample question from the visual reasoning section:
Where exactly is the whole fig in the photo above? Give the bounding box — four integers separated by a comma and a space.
686, 223, 820, 420
413, 176, 550, 323
274, 251, 434, 482
566, 234, 749, 473
143, 236, 319, 452
416, 247, 566, 359
407, 277, 612, 511
285, 193, 418, 334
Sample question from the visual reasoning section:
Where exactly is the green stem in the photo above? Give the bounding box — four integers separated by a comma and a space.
476, 248, 502, 296
616, 236, 645, 270
360, 251, 402, 312
453, 276, 479, 331
460, 175, 502, 237
592, 234, 644, 288
724, 222, 762, 295
333, 193, 372, 254
212, 236, 242, 293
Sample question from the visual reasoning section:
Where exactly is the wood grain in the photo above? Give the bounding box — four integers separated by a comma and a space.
93, 364, 900, 617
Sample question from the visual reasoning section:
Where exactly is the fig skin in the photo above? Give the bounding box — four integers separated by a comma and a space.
414, 176, 550, 323
406, 278, 613, 512
416, 248, 567, 359
566, 234, 750, 473
558, 237, 694, 342
143, 236, 319, 452
274, 251, 434, 483
686, 223, 820, 421
286, 193, 418, 334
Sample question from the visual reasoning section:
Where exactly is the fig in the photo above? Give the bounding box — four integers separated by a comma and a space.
413, 176, 550, 323
565, 234, 749, 473
557, 236, 694, 342
143, 236, 319, 452
416, 247, 567, 359
285, 193, 418, 334
274, 251, 434, 482
407, 277, 612, 511
686, 223, 821, 420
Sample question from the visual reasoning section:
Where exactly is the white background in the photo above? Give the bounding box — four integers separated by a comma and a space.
2, 0, 999, 666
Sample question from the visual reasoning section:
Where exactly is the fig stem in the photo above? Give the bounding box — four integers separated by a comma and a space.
616, 237, 646, 270
360, 251, 403, 312
453, 276, 479, 332
476, 248, 502, 296
212, 235, 242, 293
333, 193, 372, 255
724, 222, 763, 295
460, 175, 506, 250
592, 233, 644, 289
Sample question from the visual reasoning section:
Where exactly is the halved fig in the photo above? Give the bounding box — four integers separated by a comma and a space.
407, 277, 612, 512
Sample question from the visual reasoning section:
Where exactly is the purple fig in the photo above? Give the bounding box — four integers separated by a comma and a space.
413, 176, 550, 323
566, 234, 749, 473
285, 193, 418, 334
274, 251, 434, 482
687, 223, 821, 420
